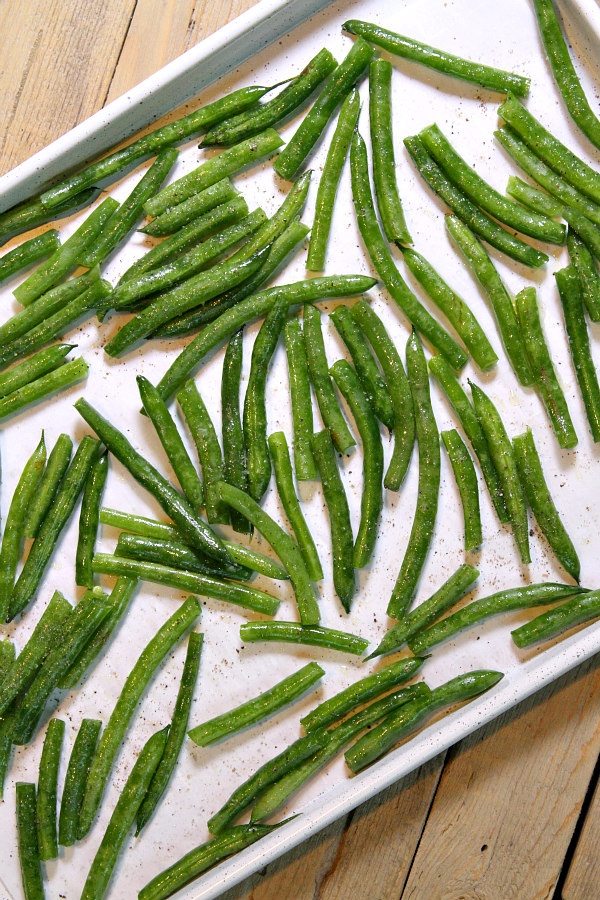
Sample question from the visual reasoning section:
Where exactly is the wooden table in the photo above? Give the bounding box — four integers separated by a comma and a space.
1, 2, 599, 897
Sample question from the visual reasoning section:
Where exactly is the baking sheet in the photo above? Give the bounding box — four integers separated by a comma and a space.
1, 0, 599, 897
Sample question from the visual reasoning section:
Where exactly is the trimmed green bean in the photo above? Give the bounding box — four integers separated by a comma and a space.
75, 398, 229, 561
343, 19, 530, 95
274, 38, 374, 181
0, 356, 88, 421
24, 434, 73, 538
81, 727, 169, 900
330, 359, 384, 568
506, 174, 563, 217
0, 188, 97, 246
567, 229, 600, 322
136, 632, 202, 833
240, 620, 369, 656
0, 345, 73, 398
301, 655, 426, 732
0, 231, 60, 284
177, 379, 227, 523
284, 317, 317, 481
345, 669, 504, 772
76, 451, 108, 589
77, 595, 200, 838
512, 589, 600, 648
373, 564, 479, 657
402, 248, 498, 371
9, 436, 99, 620
14, 198, 118, 306
203, 49, 338, 146
513, 429, 580, 581
515, 286, 577, 449
115, 533, 250, 581
0, 433, 46, 620
36, 718, 65, 860
310, 429, 355, 608
471, 382, 530, 564
387, 332, 440, 618
145, 129, 283, 217
307, 87, 361, 270
350, 131, 467, 369
410, 583, 586, 654
189, 661, 323, 747
16, 782, 44, 900
58, 719, 102, 847
556, 265, 600, 441
268, 432, 323, 580
442, 429, 482, 551
221, 331, 249, 532
140, 180, 239, 236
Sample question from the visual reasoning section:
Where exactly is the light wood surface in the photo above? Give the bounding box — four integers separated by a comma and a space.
1, 3, 598, 898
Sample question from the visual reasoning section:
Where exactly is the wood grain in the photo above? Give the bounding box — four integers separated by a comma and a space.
562, 770, 600, 899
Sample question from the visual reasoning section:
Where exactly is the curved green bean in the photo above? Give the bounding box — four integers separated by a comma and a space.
0, 188, 97, 246
284, 316, 317, 481
442, 429, 482, 552
506, 175, 563, 217
567, 229, 600, 322
16, 782, 44, 900
115, 532, 250, 581
387, 332, 440, 618
24, 433, 73, 538
512, 589, 600, 648
564, 206, 600, 261
239, 620, 369, 655
140, 180, 239, 236
0, 231, 60, 284
58, 719, 102, 847
221, 330, 249, 533
76, 451, 108, 589
177, 379, 227, 524
36, 718, 65, 860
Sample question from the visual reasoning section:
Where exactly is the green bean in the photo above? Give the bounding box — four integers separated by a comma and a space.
564, 206, 600, 260
81, 727, 169, 900
0, 592, 72, 715
0, 356, 88, 420
445, 215, 533, 386
105, 246, 267, 357
310, 429, 355, 608
98, 507, 289, 580
0, 345, 74, 399
16, 782, 44, 900
0, 712, 16, 798
428, 355, 509, 523
0, 639, 15, 677
145, 129, 283, 217
36, 718, 65, 860
58, 719, 102, 847
330, 305, 395, 429
496, 126, 600, 226
268, 432, 322, 580
24, 434, 73, 538
275, 38, 374, 181
189, 661, 323, 748
345, 669, 504, 772
139, 823, 282, 900
470, 382, 530, 564
75, 398, 229, 562
387, 332, 440, 618
441, 429, 482, 552
155, 219, 309, 338
203, 49, 338, 146
208, 729, 327, 834
13, 198, 118, 306
373, 564, 479, 658
59, 577, 138, 691
410, 583, 586, 654
156, 273, 376, 404
284, 316, 317, 481
350, 302, 414, 490
301, 655, 426, 733
0, 279, 110, 369
0, 231, 60, 285
402, 248, 498, 371
136, 632, 202, 834
343, 19, 529, 95
177, 379, 227, 523
0, 188, 97, 246
139, 375, 204, 511
115, 533, 250, 581
222, 331, 249, 533
0, 433, 46, 620
506, 175, 563, 217
567, 229, 600, 322
419, 123, 565, 244
513, 429, 580, 581
330, 359, 384, 568
75, 451, 108, 589
307, 87, 361, 270
140, 179, 239, 236
240, 620, 369, 656
111, 207, 263, 310
216, 480, 319, 624
350, 131, 467, 369
515, 286, 577, 449
405, 135, 548, 269
512, 589, 600, 648
12, 594, 111, 744
498, 95, 600, 204
9, 436, 99, 620
556, 265, 600, 441
77, 595, 200, 838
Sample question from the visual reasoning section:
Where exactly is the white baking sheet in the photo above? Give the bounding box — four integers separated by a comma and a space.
1, 0, 599, 897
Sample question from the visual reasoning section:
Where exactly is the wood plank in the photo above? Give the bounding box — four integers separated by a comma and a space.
401, 658, 600, 900
0, 0, 137, 174
562, 771, 600, 899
